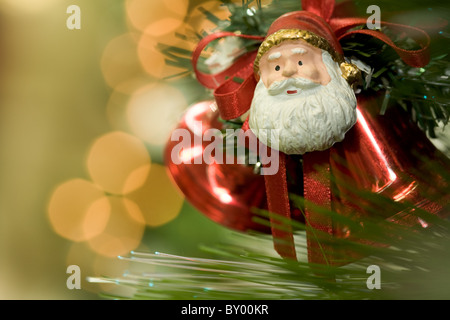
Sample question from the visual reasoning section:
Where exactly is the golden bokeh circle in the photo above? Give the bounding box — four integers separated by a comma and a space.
187, 1, 233, 35
126, 83, 187, 146
48, 179, 111, 242
125, 163, 184, 227
136, 23, 196, 79
86, 131, 151, 195
87, 196, 146, 258
125, 0, 189, 33
100, 33, 144, 91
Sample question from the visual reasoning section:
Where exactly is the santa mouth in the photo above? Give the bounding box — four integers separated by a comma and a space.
286, 90, 299, 95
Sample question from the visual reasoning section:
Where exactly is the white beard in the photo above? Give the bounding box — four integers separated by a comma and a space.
248, 51, 357, 155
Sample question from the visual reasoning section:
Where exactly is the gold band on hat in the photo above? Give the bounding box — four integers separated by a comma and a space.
340, 61, 362, 89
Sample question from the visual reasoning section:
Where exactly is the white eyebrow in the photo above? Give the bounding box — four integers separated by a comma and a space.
268, 52, 282, 61
291, 48, 307, 54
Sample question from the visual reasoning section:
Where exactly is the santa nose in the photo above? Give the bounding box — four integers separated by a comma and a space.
282, 60, 297, 77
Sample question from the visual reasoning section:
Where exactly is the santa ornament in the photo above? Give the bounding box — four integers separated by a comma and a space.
165, 0, 450, 266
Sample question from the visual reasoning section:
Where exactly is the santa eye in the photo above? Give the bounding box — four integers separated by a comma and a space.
275, 65, 281, 71
298, 61, 303, 66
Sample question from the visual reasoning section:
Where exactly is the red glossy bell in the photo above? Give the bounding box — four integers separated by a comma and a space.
164, 101, 271, 233
331, 93, 450, 237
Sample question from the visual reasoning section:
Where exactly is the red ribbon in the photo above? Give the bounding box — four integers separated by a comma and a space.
331, 18, 431, 67
192, 32, 265, 119
191, 0, 432, 264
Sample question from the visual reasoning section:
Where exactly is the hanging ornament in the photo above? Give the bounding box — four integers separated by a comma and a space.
165, 0, 450, 266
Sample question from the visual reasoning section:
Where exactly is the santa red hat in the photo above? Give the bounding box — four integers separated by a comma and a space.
253, 10, 360, 87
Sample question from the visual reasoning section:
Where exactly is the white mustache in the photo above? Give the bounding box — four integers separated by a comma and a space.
267, 77, 321, 96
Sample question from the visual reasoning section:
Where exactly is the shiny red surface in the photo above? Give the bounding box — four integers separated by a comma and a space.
164, 101, 271, 232
331, 94, 450, 236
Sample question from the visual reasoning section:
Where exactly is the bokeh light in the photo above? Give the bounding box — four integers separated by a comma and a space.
47, 179, 111, 242
126, 83, 188, 146
86, 131, 151, 195
136, 22, 196, 79
125, 163, 184, 227
100, 33, 146, 93
87, 196, 146, 258
106, 89, 134, 132
141, 17, 185, 38
125, 0, 189, 34
187, 1, 233, 35
136, 33, 175, 79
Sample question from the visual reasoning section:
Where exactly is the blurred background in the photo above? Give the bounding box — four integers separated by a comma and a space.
0, 0, 238, 299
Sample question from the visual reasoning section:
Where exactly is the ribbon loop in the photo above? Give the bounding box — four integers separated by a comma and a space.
192, 32, 264, 119
214, 61, 258, 120
331, 18, 431, 67
302, 0, 336, 22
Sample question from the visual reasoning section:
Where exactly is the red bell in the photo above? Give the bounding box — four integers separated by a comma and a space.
332, 93, 450, 234
164, 101, 271, 233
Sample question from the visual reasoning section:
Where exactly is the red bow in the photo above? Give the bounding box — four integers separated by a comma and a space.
191, 0, 432, 264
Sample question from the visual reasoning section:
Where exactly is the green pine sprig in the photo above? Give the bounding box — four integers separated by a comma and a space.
88, 209, 450, 300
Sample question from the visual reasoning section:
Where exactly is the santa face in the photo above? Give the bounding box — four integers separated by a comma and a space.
258, 40, 332, 89
249, 40, 357, 155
